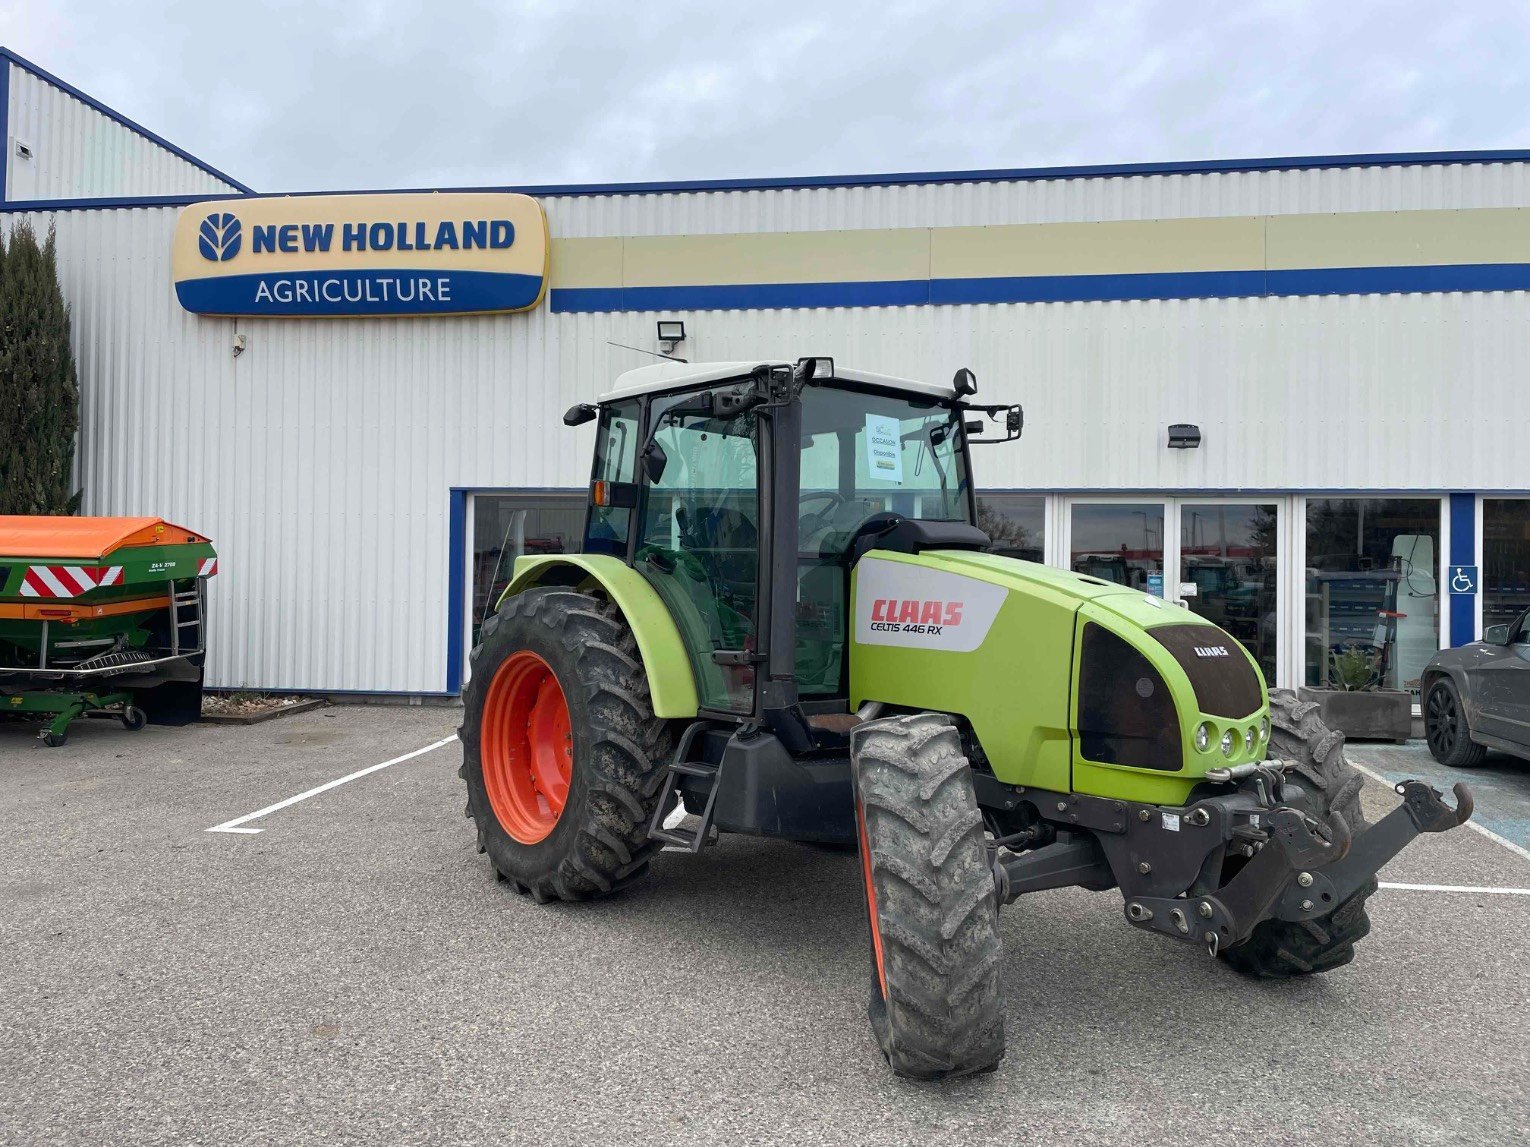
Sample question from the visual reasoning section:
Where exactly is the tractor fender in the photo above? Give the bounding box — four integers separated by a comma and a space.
500, 554, 700, 719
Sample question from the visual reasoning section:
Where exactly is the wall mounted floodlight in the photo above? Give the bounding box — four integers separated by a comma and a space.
1167, 423, 1202, 449
657, 320, 686, 351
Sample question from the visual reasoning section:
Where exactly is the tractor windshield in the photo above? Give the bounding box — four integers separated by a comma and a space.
795, 383, 973, 696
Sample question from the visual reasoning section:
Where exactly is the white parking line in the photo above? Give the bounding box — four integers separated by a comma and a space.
206, 734, 459, 835
1348, 759, 1530, 865
1379, 882, 1530, 895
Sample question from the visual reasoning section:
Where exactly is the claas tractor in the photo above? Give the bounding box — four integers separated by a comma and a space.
458, 358, 1473, 1080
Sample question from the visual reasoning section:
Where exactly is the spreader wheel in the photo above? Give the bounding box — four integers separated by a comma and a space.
41, 731, 66, 748
459, 588, 675, 902
120, 706, 148, 732
851, 712, 1005, 1080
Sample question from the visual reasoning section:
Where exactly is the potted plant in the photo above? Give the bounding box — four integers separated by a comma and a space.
1297, 644, 1413, 742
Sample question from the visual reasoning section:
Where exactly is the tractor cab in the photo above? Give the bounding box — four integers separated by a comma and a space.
567, 358, 1020, 732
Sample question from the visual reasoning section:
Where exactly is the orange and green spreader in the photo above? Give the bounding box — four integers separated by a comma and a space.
0, 516, 217, 746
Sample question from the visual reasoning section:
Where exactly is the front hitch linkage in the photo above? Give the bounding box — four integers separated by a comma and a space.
1177, 778, 1473, 956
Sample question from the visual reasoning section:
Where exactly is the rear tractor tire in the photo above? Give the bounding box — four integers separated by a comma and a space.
851, 713, 1005, 1080
1220, 688, 1376, 979
459, 588, 675, 902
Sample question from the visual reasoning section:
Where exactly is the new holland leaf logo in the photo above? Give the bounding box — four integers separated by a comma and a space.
198, 212, 242, 262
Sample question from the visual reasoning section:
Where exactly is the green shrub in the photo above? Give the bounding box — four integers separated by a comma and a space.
0, 221, 81, 515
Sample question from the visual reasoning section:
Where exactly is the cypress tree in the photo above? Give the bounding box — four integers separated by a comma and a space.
0, 220, 81, 515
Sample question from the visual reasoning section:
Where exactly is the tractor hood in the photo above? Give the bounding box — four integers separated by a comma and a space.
849, 548, 1270, 804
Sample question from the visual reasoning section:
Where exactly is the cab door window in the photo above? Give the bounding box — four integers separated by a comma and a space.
635, 396, 760, 713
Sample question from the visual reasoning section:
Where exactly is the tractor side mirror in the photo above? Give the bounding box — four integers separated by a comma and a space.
564, 403, 598, 427
953, 367, 978, 397
1484, 624, 1510, 645
641, 439, 669, 484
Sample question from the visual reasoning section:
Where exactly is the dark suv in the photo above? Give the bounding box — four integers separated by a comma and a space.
1421, 609, 1530, 766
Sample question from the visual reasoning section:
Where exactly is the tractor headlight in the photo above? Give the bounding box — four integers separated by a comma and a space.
1195, 722, 1212, 752
1259, 717, 1270, 741
1220, 729, 1236, 758
1244, 726, 1257, 754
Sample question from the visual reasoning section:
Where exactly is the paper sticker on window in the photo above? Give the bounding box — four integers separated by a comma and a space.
865, 414, 903, 484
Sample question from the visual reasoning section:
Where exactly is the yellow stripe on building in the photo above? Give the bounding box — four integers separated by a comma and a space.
550, 208, 1530, 291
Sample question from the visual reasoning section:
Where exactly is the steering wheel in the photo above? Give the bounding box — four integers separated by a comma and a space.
798, 491, 850, 541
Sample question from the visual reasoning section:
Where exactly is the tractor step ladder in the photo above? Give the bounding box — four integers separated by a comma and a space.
168, 580, 205, 656
647, 720, 724, 853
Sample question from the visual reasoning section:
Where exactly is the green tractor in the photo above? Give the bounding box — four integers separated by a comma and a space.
458, 359, 1473, 1080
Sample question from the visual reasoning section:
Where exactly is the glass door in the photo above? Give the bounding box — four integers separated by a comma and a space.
1175, 501, 1281, 685
1063, 497, 1283, 687
1064, 499, 1167, 596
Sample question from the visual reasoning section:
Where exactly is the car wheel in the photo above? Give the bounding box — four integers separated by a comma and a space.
1424, 678, 1488, 767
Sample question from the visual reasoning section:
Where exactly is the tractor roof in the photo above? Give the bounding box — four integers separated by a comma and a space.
598, 361, 957, 404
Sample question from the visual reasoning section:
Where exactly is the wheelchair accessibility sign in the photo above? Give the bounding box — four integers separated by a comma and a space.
1448, 565, 1478, 595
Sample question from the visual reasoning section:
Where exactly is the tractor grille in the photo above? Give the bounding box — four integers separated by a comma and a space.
1149, 623, 1263, 718
1077, 623, 1181, 771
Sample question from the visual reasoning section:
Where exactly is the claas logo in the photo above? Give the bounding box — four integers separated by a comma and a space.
868, 598, 965, 635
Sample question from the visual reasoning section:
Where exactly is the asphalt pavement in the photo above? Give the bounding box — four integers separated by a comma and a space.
1, 707, 1526, 1146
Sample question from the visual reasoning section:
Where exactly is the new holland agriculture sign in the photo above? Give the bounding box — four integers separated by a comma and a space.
171, 193, 549, 317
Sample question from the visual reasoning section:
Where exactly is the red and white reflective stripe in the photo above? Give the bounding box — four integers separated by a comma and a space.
18, 564, 113, 598
198, 558, 218, 577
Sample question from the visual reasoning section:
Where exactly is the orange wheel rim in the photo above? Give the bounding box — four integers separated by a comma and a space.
480, 651, 573, 844
858, 799, 888, 998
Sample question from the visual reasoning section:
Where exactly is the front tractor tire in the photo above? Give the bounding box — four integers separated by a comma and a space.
851, 713, 1005, 1081
1220, 689, 1376, 979
459, 588, 675, 902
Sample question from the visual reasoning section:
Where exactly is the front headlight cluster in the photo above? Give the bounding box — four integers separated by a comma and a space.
1195, 716, 1270, 758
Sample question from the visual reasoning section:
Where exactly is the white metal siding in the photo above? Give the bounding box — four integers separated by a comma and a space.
544, 161, 1530, 237
15, 190, 1530, 693
5, 66, 243, 201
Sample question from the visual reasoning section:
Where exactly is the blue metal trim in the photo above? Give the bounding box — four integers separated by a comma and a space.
4, 143, 1530, 208
1269, 264, 1530, 295
931, 269, 1265, 305
0, 47, 255, 194
1449, 492, 1477, 646
553, 279, 932, 312
446, 488, 468, 696
1, 192, 236, 212
550, 264, 1530, 313
0, 55, 10, 203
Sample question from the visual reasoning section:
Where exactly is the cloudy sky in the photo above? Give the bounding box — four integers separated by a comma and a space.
5, 1, 1527, 192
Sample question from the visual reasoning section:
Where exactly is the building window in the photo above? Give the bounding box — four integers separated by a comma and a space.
977, 495, 1045, 562
472, 493, 585, 644
1483, 498, 1530, 633
1305, 498, 1440, 697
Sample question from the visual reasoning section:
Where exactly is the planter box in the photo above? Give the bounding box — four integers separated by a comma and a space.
1296, 687, 1412, 743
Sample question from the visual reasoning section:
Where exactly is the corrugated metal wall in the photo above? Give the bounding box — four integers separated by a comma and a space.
5, 65, 243, 200
14, 158, 1530, 693
545, 161, 1530, 236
